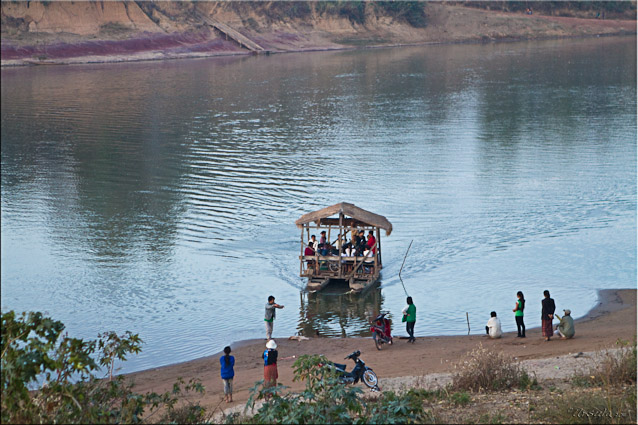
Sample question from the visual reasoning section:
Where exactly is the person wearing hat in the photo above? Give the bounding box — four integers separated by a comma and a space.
554, 309, 575, 339
263, 339, 279, 395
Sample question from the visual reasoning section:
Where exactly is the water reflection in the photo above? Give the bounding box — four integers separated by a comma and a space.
1, 36, 635, 373
298, 285, 385, 338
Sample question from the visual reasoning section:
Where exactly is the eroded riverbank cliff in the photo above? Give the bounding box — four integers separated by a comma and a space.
1, 1, 636, 66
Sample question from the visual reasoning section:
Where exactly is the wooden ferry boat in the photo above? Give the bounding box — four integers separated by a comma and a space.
295, 203, 392, 293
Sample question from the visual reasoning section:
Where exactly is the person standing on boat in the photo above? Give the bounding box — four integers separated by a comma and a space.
402, 297, 416, 343
541, 290, 556, 341
265, 296, 284, 340
513, 291, 526, 338
366, 230, 377, 254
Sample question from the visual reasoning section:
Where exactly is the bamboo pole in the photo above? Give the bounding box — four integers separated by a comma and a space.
300, 227, 304, 276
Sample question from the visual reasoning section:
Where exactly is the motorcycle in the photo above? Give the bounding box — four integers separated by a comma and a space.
370, 313, 393, 350
326, 350, 379, 391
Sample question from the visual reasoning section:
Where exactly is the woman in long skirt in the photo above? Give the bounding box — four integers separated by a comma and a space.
541, 290, 556, 341
263, 339, 278, 398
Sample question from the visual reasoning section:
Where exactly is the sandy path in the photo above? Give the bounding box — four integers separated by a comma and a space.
125, 289, 636, 416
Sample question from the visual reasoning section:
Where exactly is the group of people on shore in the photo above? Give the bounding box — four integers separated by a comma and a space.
219, 290, 576, 402
218, 295, 285, 402
485, 290, 575, 341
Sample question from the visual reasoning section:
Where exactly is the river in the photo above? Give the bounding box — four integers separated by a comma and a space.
1, 36, 636, 374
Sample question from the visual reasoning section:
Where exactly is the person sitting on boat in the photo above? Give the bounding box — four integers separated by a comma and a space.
366, 230, 376, 254
355, 230, 367, 256
310, 235, 318, 251
331, 234, 343, 255
318, 231, 329, 256
362, 247, 374, 272
344, 230, 357, 256
304, 243, 315, 257
304, 243, 315, 273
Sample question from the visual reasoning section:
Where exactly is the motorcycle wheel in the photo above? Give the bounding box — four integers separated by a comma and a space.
374, 335, 382, 351
362, 370, 378, 389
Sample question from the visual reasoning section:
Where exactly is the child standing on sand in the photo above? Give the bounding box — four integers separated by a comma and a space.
513, 291, 526, 338
220, 346, 235, 403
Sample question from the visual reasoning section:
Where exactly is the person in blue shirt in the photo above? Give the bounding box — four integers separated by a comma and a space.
220, 346, 235, 403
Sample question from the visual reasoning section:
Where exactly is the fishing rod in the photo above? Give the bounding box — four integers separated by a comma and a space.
398, 240, 413, 297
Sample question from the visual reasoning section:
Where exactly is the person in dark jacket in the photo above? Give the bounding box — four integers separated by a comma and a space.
541, 290, 556, 341
220, 346, 235, 403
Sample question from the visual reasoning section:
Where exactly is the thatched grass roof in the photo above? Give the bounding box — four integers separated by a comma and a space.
295, 202, 393, 235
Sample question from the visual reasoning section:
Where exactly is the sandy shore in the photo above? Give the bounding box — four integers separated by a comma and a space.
126, 289, 636, 414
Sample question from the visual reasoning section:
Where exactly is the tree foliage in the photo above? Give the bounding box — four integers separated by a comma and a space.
226, 354, 428, 424
1, 310, 207, 424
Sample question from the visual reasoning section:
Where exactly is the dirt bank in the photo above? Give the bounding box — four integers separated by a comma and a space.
125, 289, 636, 416
1, 2, 636, 66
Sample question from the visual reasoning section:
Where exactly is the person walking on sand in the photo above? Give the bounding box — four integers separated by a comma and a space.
220, 346, 235, 403
513, 291, 526, 338
554, 309, 575, 339
402, 296, 416, 343
265, 295, 284, 340
541, 290, 556, 341
263, 339, 278, 398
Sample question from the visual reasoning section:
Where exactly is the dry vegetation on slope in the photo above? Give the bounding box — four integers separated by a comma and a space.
1, 1, 635, 65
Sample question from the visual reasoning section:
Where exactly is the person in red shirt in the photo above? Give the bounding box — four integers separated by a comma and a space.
304, 243, 315, 256
304, 243, 315, 273
366, 230, 376, 254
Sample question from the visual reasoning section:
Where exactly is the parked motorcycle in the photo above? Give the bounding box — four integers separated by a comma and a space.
326, 350, 379, 391
370, 313, 393, 350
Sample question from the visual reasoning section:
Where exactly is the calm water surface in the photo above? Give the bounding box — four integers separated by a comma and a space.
2, 37, 636, 374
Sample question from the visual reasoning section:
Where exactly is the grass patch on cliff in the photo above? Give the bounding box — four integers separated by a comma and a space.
333, 36, 391, 46
99, 21, 133, 35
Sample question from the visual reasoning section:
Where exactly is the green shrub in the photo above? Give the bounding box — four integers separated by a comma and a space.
375, 2, 427, 28
314, 1, 366, 25
238, 354, 428, 424
1, 310, 207, 424
450, 391, 471, 406
518, 370, 542, 391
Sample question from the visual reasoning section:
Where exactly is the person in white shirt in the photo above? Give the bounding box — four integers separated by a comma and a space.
485, 311, 503, 339
310, 235, 318, 251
